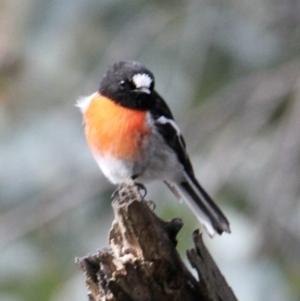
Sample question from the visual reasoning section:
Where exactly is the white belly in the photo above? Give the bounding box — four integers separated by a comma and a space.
94, 129, 184, 185
94, 154, 134, 184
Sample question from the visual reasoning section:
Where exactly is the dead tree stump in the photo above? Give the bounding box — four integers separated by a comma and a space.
76, 179, 238, 301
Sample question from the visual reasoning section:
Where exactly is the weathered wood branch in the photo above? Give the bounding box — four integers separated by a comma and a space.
76, 179, 238, 301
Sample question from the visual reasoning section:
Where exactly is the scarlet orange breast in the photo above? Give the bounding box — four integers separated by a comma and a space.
84, 94, 150, 160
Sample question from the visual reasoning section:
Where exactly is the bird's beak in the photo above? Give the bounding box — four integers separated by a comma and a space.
134, 87, 151, 94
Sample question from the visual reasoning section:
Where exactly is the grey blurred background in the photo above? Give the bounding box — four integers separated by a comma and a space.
1, 0, 300, 300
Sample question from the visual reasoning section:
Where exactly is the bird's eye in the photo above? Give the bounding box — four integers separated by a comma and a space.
119, 79, 136, 90
119, 80, 126, 88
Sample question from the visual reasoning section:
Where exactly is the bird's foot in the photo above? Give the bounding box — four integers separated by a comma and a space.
111, 182, 147, 200
134, 182, 147, 198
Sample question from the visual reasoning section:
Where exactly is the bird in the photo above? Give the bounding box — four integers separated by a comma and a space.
76, 60, 230, 236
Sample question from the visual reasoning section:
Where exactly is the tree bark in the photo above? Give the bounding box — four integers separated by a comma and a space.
76, 179, 238, 301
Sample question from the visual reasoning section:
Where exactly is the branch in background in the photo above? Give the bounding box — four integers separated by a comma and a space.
76, 180, 238, 301
183, 59, 300, 262
0, 173, 109, 248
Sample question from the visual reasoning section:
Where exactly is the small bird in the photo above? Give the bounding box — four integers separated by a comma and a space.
76, 60, 230, 236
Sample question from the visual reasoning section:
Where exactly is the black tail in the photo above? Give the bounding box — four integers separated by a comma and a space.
176, 173, 230, 236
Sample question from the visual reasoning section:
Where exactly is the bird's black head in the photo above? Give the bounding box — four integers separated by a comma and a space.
99, 61, 156, 110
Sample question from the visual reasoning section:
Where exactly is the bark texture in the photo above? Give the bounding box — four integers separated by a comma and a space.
76, 180, 238, 301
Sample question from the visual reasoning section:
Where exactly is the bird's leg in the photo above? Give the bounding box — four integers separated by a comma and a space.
131, 174, 147, 198
134, 182, 156, 211
134, 182, 155, 209
131, 176, 155, 209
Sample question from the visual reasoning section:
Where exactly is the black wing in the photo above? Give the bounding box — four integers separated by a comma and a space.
152, 92, 194, 176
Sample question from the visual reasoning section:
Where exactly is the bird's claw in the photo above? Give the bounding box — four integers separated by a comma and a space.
134, 182, 147, 198
111, 187, 120, 200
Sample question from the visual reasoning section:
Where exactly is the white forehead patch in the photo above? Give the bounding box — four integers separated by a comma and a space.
132, 73, 152, 89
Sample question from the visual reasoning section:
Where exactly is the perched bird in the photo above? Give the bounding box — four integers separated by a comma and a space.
76, 60, 230, 236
